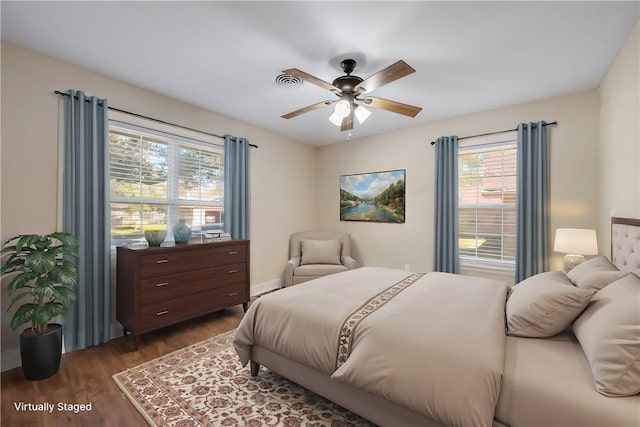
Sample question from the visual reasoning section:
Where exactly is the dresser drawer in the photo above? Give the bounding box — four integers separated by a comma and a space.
139, 263, 247, 304
139, 283, 247, 331
139, 244, 247, 278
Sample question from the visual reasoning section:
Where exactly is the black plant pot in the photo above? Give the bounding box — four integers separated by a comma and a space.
20, 323, 63, 380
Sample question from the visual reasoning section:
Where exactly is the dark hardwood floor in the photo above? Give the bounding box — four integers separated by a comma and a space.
1, 306, 244, 426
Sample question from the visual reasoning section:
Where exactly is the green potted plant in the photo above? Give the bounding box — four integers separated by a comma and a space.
0, 232, 79, 380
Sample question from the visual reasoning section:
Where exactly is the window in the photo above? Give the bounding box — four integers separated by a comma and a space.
458, 134, 517, 269
109, 123, 224, 244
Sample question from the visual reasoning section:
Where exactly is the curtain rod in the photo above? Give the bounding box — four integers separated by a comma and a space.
429, 121, 558, 145
54, 90, 258, 148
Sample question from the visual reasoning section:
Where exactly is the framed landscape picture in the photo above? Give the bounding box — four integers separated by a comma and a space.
340, 169, 405, 223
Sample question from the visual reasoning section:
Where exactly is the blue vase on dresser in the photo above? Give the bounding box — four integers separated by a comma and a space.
173, 219, 192, 243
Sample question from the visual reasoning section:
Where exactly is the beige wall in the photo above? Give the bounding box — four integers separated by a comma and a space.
316, 90, 601, 281
0, 42, 317, 367
598, 20, 640, 252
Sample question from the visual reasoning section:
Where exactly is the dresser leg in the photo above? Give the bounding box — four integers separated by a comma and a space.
123, 327, 139, 350
126, 334, 140, 351
242, 302, 248, 312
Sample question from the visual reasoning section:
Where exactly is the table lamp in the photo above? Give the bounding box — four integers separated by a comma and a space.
554, 228, 598, 272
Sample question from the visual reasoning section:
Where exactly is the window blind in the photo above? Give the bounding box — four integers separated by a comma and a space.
458, 141, 517, 265
109, 125, 224, 244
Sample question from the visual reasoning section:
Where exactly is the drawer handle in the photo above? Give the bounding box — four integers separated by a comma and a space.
227, 251, 238, 255
155, 259, 169, 264
228, 270, 238, 274
156, 310, 169, 316
228, 292, 238, 297
155, 282, 169, 287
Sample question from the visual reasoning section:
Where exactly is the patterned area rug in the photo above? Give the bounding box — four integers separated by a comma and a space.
112, 329, 375, 426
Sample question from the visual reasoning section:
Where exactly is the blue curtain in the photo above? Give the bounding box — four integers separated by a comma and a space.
62, 90, 111, 351
434, 136, 459, 273
224, 135, 250, 239
515, 121, 550, 283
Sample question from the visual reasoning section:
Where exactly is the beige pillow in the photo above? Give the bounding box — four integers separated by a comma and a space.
300, 239, 341, 265
506, 271, 595, 338
567, 255, 629, 291
572, 273, 640, 397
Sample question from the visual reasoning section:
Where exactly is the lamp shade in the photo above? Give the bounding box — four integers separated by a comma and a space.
329, 111, 343, 127
354, 105, 371, 124
334, 100, 351, 118
553, 229, 598, 255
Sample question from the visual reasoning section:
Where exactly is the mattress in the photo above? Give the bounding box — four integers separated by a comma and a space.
496, 330, 640, 427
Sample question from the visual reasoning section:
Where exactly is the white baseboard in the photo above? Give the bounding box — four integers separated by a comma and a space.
111, 323, 124, 338
1, 349, 21, 372
251, 278, 283, 297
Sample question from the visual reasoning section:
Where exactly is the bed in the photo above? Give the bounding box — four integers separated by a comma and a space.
234, 217, 640, 427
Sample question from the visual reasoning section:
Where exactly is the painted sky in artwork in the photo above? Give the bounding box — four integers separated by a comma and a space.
340, 170, 404, 199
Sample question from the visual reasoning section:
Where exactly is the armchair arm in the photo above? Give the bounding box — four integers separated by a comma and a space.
342, 256, 358, 270
284, 256, 300, 287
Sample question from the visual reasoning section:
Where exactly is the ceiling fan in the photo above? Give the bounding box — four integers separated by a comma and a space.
280, 59, 422, 132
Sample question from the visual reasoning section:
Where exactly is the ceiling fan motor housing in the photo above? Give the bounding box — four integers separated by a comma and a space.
332, 75, 363, 94
333, 59, 362, 94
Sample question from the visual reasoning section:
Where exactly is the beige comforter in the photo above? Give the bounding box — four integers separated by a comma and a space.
234, 267, 509, 427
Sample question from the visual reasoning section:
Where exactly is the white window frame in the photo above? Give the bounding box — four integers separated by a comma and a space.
108, 111, 224, 245
458, 131, 517, 273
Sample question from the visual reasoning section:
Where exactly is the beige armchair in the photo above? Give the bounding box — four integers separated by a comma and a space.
284, 231, 358, 287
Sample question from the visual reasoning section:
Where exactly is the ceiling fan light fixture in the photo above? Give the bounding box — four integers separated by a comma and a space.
354, 105, 371, 124
329, 111, 343, 127
334, 100, 351, 118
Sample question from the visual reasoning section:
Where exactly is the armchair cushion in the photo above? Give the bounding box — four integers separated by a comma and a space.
300, 239, 341, 265
295, 264, 349, 277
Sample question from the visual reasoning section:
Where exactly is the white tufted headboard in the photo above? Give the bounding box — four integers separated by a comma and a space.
611, 217, 640, 276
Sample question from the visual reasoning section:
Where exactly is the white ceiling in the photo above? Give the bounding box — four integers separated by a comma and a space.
2, 1, 638, 146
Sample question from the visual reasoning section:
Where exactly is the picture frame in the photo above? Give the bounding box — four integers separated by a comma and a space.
340, 169, 405, 223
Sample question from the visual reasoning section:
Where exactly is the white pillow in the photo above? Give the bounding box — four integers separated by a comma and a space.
506, 271, 595, 338
567, 255, 629, 292
300, 239, 341, 265
572, 273, 640, 397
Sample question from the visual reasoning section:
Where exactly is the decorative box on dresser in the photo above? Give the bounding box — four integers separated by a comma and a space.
116, 240, 249, 347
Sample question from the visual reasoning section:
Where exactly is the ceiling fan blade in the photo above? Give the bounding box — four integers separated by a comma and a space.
363, 96, 422, 118
281, 100, 334, 119
354, 60, 415, 93
340, 111, 354, 132
283, 68, 339, 92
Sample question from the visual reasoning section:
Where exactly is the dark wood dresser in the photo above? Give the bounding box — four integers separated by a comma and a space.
116, 240, 249, 344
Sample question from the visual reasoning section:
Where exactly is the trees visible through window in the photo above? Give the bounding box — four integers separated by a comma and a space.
109, 124, 224, 244
458, 139, 517, 267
